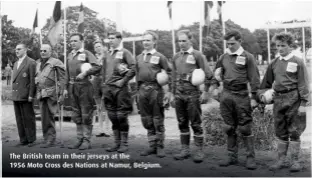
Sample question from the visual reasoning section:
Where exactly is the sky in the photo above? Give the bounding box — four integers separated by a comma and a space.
1, 1, 312, 34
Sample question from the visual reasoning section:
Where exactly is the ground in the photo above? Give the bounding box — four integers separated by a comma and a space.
1, 99, 311, 177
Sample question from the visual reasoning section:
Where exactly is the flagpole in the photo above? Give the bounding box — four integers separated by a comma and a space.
170, 14, 176, 55
37, 3, 42, 46
199, 1, 203, 53
63, 3, 67, 68
221, 1, 226, 53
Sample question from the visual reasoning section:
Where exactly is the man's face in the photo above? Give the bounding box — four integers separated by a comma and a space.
178, 34, 191, 51
40, 44, 52, 59
70, 35, 82, 50
142, 34, 155, 51
108, 34, 121, 49
15, 44, 27, 58
275, 40, 292, 57
94, 43, 104, 54
226, 37, 241, 53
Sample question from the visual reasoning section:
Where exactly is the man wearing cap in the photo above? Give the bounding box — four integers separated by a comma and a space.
210, 30, 260, 169
136, 31, 172, 158
171, 29, 213, 163
103, 31, 135, 153
259, 32, 310, 172
63, 33, 101, 150
35, 44, 65, 148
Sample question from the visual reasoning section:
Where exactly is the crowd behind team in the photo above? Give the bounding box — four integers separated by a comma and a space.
10, 29, 310, 172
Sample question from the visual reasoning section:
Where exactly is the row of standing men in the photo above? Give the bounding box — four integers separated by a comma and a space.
11, 29, 310, 172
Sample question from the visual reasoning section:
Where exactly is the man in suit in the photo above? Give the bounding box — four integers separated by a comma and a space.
35, 44, 65, 148
12, 42, 37, 147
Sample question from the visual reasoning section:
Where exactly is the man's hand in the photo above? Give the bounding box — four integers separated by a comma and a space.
28, 97, 33, 102
200, 91, 210, 104
76, 72, 87, 80
63, 90, 68, 98
114, 79, 125, 88
251, 99, 258, 110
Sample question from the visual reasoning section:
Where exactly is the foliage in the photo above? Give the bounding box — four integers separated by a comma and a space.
202, 106, 279, 151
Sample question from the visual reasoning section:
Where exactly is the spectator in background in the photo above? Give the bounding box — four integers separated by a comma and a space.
92, 40, 110, 138
4, 63, 12, 85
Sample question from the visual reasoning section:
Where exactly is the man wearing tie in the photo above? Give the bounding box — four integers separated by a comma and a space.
12, 42, 37, 147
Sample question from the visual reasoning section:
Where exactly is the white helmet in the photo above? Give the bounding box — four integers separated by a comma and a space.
191, 68, 205, 86
260, 89, 275, 104
156, 69, 169, 86
80, 63, 92, 73
214, 67, 223, 82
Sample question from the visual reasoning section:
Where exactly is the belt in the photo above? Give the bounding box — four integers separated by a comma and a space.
69, 77, 89, 84
223, 82, 248, 91
176, 74, 191, 82
275, 88, 297, 94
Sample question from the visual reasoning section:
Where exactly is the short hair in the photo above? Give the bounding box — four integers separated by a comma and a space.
107, 31, 123, 39
70, 33, 84, 41
224, 30, 242, 41
177, 29, 193, 40
143, 31, 159, 41
272, 32, 294, 46
93, 40, 104, 46
16, 41, 27, 49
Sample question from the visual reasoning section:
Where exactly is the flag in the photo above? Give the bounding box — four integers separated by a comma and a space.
217, 1, 225, 26
203, 1, 213, 37
47, 1, 62, 46
32, 9, 38, 32
167, 1, 172, 19
78, 3, 84, 33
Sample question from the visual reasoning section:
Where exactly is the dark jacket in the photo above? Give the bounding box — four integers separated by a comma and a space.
12, 56, 37, 101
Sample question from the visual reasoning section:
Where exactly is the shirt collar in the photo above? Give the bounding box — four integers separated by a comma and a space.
279, 52, 294, 61
226, 46, 244, 56
181, 47, 194, 54
71, 48, 84, 55
142, 49, 156, 55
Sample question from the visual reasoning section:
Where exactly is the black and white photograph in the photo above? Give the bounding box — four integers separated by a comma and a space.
1, 1, 312, 177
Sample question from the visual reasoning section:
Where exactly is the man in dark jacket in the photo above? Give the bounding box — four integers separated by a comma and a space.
12, 42, 37, 147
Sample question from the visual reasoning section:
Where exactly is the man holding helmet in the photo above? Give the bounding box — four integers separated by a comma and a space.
210, 30, 260, 170
63, 33, 101, 150
170, 29, 213, 163
135, 31, 172, 158
259, 32, 310, 172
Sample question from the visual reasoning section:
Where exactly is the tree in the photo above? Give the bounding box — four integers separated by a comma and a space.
1, 15, 39, 68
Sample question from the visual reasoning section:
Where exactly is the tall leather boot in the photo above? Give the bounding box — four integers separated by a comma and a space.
219, 133, 238, 166
193, 135, 204, 163
244, 135, 257, 170
156, 132, 165, 158
79, 125, 93, 150
68, 124, 83, 149
269, 140, 289, 171
117, 131, 129, 153
174, 134, 191, 160
140, 134, 157, 156
106, 130, 121, 152
289, 141, 302, 172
